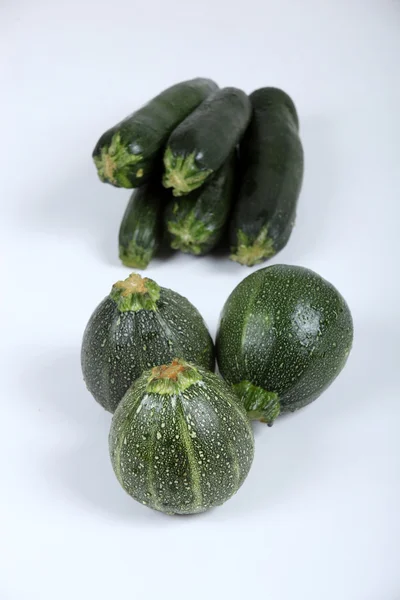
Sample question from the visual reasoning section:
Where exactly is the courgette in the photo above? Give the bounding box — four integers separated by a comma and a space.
109, 358, 254, 514
93, 78, 218, 188
164, 152, 236, 255
230, 87, 304, 266
81, 273, 215, 413
163, 87, 251, 196
216, 265, 353, 424
119, 182, 168, 269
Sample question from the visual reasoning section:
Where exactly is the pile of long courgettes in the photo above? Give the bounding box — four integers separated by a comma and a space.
93, 78, 304, 268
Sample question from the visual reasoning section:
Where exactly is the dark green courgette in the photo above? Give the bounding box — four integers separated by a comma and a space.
216, 265, 353, 424
119, 182, 169, 269
109, 358, 254, 515
230, 87, 304, 266
164, 152, 236, 255
93, 78, 218, 188
163, 88, 251, 196
81, 273, 215, 413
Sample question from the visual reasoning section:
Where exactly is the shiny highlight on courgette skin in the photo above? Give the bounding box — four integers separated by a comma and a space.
216, 265, 353, 423
81, 274, 215, 413
109, 359, 254, 515
93, 78, 218, 188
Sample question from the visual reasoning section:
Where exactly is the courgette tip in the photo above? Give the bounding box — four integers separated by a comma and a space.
119, 246, 152, 270
110, 272, 160, 312
170, 238, 203, 255
163, 147, 212, 195
167, 213, 210, 256
230, 227, 276, 267
93, 132, 143, 188
233, 381, 280, 424
146, 358, 201, 395
119, 256, 150, 270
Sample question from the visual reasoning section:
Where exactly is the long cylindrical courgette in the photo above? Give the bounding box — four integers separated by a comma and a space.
163, 87, 251, 196
93, 78, 218, 188
230, 87, 304, 266
164, 153, 236, 256
119, 183, 168, 269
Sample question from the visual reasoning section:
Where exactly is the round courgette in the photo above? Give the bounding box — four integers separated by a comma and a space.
93, 78, 218, 188
216, 265, 353, 424
164, 152, 236, 255
81, 273, 215, 413
163, 87, 251, 196
230, 87, 304, 266
119, 182, 169, 269
109, 358, 254, 515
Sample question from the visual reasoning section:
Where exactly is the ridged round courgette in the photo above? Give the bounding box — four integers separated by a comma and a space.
93, 78, 218, 188
163, 87, 251, 196
81, 273, 215, 412
109, 359, 254, 514
216, 265, 353, 424
119, 182, 169, 269
230, 87, 304, 266
164, 152, 236, 255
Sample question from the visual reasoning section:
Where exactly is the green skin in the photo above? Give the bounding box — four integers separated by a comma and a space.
230, 87, 304, 267
163, 87, 251, 196
216, 265, 354, 424
93, 78, 218, 188
109, 359, 254, 515
119, 182, 168, 269
81, 274, 215, 413
164, 153, 236, 255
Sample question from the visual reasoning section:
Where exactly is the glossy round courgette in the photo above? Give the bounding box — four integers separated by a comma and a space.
216, 265, 353, 424
109, 359, 254, 514
81, 273, 215, 412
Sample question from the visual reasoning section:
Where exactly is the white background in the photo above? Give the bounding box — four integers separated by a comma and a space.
1, 1, 399, 598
